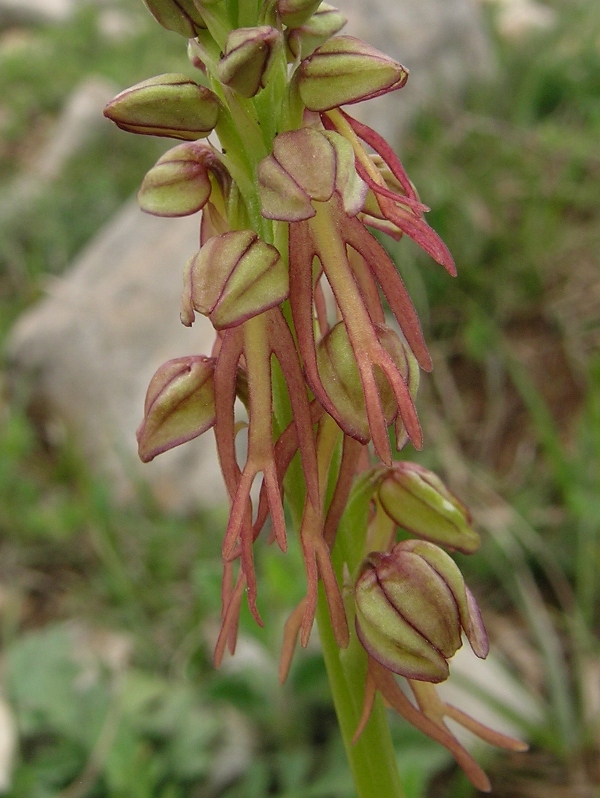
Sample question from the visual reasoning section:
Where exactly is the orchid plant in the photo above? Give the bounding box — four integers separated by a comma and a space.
104, 0, 527, 794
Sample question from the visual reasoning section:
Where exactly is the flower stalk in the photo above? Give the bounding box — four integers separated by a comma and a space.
103, 1, 527, 794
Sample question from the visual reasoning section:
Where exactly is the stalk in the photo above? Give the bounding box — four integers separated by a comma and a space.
317, 593, 405, 798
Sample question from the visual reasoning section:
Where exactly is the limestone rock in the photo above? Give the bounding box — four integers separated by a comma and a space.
0, 77, 117, 228
0, 0, 75, 26
482, 0, 556, 41
6, 199, 225, 511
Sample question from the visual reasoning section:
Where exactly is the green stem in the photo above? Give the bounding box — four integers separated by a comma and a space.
316, 590, 405, 798
215, 109, 268, 237
313, 463, 405, 798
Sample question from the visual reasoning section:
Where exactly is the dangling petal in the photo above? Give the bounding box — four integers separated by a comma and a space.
279, 599, 308, 684
268, 309, 320, 508
253, 401, 324, 540
368, 658, 492, 793
299, 496, 349, 648
341, 209, 432, 371
323, 435, 364, 548
214, 567, 247, 667
352, 667, 377, 744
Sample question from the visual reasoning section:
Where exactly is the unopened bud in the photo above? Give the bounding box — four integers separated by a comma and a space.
278, 0, 322, 28
181, 230, 288, 329
104, 74, 220, 140
137, 356, 216, 462
217, 26, 280, 98
378, 463, 480, 554
355, 540, 488, 682
138, 142, 220, 217
317, 321, 404, 443
141, 0, 206, 37
297, 35, 408, 111
286, 3, 346, 60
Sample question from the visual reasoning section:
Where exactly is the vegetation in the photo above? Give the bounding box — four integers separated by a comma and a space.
0, 0, 598, 795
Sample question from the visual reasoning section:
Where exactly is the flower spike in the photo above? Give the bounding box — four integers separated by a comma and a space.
119, 1, 525, 790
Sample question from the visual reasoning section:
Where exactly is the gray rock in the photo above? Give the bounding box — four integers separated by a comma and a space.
0, 0, 75, 26
342, 0, 494, 143
0, 77, 117, 228
6, 199, 226, 511
0, 0, 142, 39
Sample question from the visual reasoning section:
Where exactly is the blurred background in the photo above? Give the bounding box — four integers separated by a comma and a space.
0, 0, 598, 796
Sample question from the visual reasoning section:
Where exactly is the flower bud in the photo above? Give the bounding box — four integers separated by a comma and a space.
316, 322, 407, 443
319, 322, 418, 444
104, 74, 220, 140
354, 540, 488, 682
180, 230, 289, 329
217, 27, 280, 98
278, 0, 322, 28
258, 128, 366, 221
137, 142, 218, 217
141, 0, 206, 37
377, 463, 480, 554
137, 356, 216, 462
297, 35, 408, 111
316, 321, 373, 443
286, 4, 346, 60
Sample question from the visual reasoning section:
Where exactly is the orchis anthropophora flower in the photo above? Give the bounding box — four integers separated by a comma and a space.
104, 1, 526, 793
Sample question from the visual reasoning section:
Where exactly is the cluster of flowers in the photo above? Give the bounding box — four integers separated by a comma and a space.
104, 0, 526, 790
